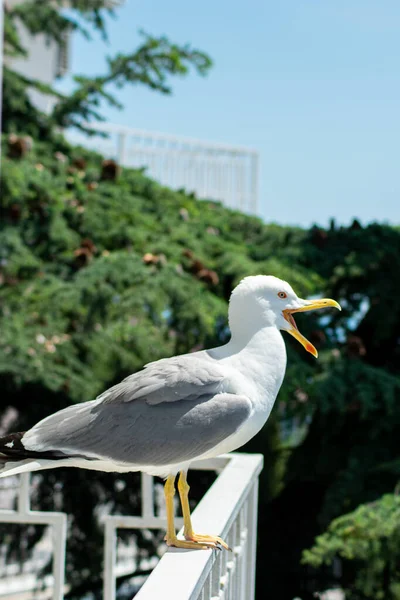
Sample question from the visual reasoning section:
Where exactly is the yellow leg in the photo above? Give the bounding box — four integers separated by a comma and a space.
163, 475, 216, 550
177, 471, 231, 551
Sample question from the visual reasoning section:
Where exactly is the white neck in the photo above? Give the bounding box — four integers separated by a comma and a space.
211, 323, 285, 363
208, 325, 287, 416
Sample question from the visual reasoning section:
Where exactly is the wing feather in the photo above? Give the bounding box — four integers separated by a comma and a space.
98, 352, 226, 405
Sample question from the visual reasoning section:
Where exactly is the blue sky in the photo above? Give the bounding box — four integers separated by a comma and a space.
59, 0, 400, 227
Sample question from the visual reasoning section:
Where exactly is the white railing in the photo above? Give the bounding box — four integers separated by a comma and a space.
67, 123, 260, 215
0, 452, 263, 600
0, 473, 67, 599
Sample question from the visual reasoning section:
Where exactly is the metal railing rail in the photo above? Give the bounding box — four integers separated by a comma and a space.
67, 123, 260, 215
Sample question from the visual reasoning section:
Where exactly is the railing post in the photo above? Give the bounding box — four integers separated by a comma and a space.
251, 153, 259, 215
246, 480, 259, 600
18, 473, 31, 514
103, 520, 117, 600
117, 132, 127, 164
52, 513, 67, 599
141, 473, 154, 518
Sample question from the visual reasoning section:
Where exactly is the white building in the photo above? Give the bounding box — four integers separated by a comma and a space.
5, 0, 69, 113
5, 0, 124, 113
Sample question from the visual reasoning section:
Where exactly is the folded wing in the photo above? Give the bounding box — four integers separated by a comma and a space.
20, 353, 252, 467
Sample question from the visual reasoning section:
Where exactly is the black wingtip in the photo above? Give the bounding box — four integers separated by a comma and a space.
0, 432, 69, 461
0, 432, 27, 457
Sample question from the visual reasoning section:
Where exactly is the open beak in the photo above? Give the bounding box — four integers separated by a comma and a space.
282, 298, 341, 358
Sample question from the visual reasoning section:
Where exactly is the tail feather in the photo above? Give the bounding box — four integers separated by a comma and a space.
0, 457, 51, 478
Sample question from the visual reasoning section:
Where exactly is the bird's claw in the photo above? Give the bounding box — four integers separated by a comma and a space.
164, 531, 230, 551
165, 536, 218, 550
184, 532, 231, 552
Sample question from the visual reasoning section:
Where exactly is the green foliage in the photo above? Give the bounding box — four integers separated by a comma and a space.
52, 30, 212, 133
303, 493, 400, 600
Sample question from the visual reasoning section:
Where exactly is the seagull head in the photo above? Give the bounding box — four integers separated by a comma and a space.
229, 275, 341, 357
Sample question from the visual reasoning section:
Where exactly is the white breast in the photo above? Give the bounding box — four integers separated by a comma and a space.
194, 326, 287, 460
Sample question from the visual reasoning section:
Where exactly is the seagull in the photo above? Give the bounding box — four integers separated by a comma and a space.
0, 275, 340, 550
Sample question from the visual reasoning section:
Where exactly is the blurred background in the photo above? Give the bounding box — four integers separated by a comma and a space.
1, 1, 400, 599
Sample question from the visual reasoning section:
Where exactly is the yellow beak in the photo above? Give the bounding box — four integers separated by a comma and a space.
282, 298, 341, 358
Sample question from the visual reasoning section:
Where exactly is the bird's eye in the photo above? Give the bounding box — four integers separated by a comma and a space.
278, 291, 287, 299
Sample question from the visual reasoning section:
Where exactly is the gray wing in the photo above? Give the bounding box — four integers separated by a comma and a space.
97, 352, 226, 405
22, 393, 251, 466
22, 354, 252, 466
